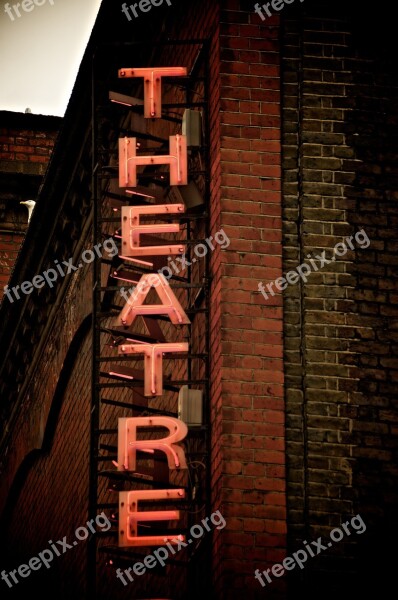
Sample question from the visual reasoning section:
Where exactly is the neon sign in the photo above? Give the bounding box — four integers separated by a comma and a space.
114, 65, 190, 547
119, 135, 188, 188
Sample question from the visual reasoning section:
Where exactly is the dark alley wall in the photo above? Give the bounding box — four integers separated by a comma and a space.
282, 3, 398, 597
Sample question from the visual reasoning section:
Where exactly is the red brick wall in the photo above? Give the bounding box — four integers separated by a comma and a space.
0, 116, 59, 301
0, 258, 92, 518
1, 323, 92, 598
209, 17, 223, 599
0, 3, 287, 599
216, 2, 286, 598
1, 2, 225, 599
0, 127, 57, 163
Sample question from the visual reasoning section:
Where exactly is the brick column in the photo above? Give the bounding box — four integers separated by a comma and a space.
211, 3, 286, 598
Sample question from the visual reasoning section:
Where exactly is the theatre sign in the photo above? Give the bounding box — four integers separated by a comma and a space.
113, 66, 192, 548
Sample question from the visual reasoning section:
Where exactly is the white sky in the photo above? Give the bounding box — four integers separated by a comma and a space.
0, 0, 102, 116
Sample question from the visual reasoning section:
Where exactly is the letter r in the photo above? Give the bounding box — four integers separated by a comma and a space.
117, 416, 188, 471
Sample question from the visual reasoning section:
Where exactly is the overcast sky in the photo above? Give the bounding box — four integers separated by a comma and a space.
0, 0, 102, 116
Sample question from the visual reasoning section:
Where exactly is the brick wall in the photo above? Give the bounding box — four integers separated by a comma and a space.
1, 2, 225, 600
95, 3, 222, 598
0, 2, 288, 596
209, 14, 223, 598
0, 316, 92, 599
0, 233, 24, 295
2, 2, 398, 599
0, 124, 58, 164
0, 111, 60, 300
282, 3, 398, 597
218, 2, 286, 598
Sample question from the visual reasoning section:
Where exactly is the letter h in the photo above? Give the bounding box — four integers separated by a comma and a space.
119, 135, 188, 188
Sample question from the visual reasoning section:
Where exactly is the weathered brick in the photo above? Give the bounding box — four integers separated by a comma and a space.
282, 6, 398, 597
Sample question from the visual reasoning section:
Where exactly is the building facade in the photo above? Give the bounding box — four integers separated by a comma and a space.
0, 1, 397, 599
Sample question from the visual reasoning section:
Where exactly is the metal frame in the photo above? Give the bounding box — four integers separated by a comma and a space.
89, 39, 211, 599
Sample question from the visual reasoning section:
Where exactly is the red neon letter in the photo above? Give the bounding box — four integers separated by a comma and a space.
119, 135, 187, 188
117, 273, 190, 327
117, 416, 188, 471
119, 488, 185, 547
121, 204, 186, 257
118, 343, 188, 396
118, 67, 187, 118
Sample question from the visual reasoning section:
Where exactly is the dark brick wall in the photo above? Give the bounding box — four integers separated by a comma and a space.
282, 3, 398, 597
0, 112, 60, 300
0, 321, 92, 599
0, 124, 58, 164
0, 232, 24, 294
